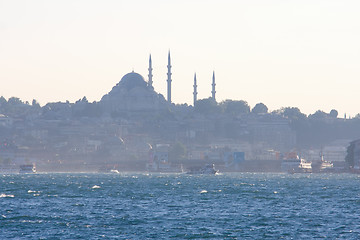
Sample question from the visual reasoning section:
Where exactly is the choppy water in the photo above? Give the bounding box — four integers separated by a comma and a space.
1, 173, 360, 239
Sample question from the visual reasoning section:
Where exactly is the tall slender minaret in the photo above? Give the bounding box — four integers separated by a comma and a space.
193, 73, 197, 106
211, 71, 216, 101
148, 54, 153, 89
167, 51, 172, 103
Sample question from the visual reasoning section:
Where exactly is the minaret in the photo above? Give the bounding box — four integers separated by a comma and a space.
211, 71, 216, 101
167, 51, 172, 103
148, 54, 153, 89
193, 73, 197, 106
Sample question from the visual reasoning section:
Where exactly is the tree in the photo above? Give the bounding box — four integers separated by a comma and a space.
252, 103, 268, 114
345, 141, 355, 168
220, 100, 250, 116
32, 99, 41, 108
169, 142, 186, 162
194, 98, 220, 115
309, 110, 328, 120
329, 109, 338, 118
0, 96, 7, 106
0, 96, 7, 112
279, 107, 307, 121
7, 97, 23, 105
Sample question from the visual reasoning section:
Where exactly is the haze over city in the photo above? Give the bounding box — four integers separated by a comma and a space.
1, 0, 360, 116
3, 2, 360, 238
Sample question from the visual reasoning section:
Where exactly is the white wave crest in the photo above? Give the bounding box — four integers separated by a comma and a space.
0, 193, 14, 198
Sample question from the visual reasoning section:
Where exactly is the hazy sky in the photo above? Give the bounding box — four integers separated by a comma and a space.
0, 0, 359, 116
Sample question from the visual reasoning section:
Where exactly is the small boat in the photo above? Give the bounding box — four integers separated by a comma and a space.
187, 164, 219, 175
281, 156, 312, 173
98, 166, 120, 173
311, 153, 334, 173
19, 164, 36, 173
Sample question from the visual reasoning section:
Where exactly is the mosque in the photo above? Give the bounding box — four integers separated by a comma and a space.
100, 52, 216, 113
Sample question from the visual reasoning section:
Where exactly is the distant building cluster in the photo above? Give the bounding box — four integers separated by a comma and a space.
0, 53, 352, 172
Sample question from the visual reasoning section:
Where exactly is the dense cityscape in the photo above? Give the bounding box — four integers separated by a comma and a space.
1, 54, 360, 173
3, 2, 360, 239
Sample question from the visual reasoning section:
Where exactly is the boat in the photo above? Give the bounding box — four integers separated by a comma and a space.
98, 165, 120, 173
281, 155, 312, 173
311, 153, 334, 173
187, 164, 219, 175
19, 164, 36, 173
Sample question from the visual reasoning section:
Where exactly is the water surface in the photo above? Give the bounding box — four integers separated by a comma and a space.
1, 173, 360, 239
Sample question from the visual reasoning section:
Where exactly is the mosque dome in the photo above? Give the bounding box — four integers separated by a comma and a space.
100, 70, 167, 113
118, 71, 147, 90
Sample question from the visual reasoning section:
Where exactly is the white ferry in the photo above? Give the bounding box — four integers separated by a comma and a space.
19, 164, 36, 173
311, 154, 334, 173
281, 156, 312, 173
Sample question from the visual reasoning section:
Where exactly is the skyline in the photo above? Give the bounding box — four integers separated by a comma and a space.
1, 1, 360, 116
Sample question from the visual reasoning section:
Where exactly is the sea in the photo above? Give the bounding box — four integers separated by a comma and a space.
1, 172, 360, 239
